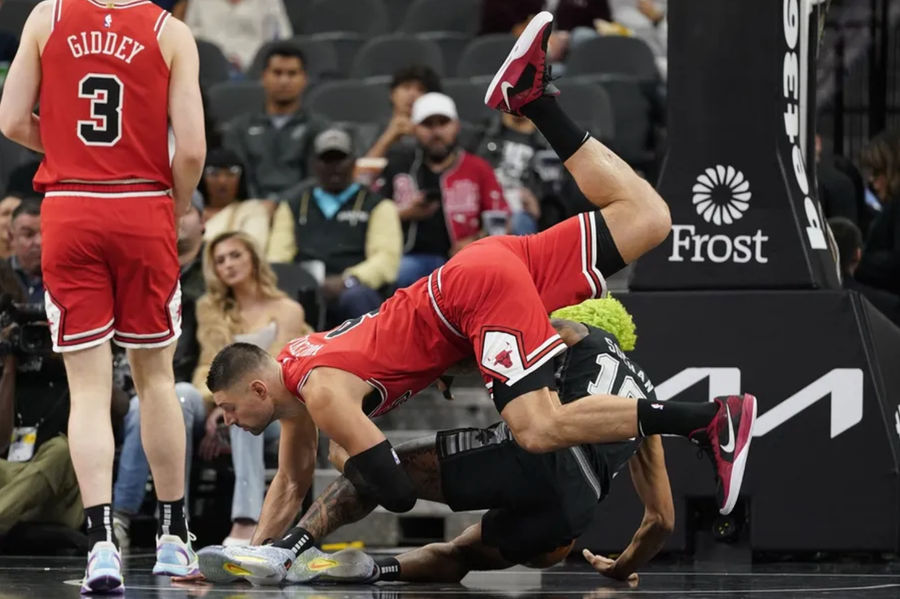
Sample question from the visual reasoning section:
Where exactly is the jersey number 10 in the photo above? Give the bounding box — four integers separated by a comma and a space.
587, 354, 647, 399
77, 74, 123, 146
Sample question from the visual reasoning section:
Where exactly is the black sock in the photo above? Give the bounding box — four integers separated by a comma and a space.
85, 504, 118, 551
375, 557, 401, 581
520, 95, 590, 162
637, 399, 719, 437
157, 498, 188, 543
272, 526, 315, 557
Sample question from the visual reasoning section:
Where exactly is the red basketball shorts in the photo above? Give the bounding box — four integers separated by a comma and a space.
41, 187, 181, 352
429, 211, 611, 404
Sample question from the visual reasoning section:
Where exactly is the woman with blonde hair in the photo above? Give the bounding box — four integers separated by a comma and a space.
194, 231, 310, 545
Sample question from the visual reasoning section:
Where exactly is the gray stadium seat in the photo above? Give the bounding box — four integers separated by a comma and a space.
248, 37, 339, 82
305, 80, 392, 125
308, 32, 364, 76
299, 0, 389, 37
554, 81, 615, 143
270, 262, 326, 332
442, 78, 493, 125
384, 0, 413, 30
284, 0, 313, 34
399, 0, 481, 35
196, 39, 231, 88
456, 34, 516, 78
207, 80, 265, 126
350, 34, 443, 79
415, 32, 470, 78
595, 78, 656, 168
0, 0, 37, 39
566, 36, 660, 82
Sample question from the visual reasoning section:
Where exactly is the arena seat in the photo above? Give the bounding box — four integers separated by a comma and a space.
415, 32, 470, 78
456, 34, 517, 78
207, 80, 265, 126
398, 0, 481, 36
305, 80, 392, 125
298, 0, 389, 37
350, 34, 444, 79
442, 78, 493, 124
196, 39, 231, 88
566, 36, 660, 82
0, 0, 36, 39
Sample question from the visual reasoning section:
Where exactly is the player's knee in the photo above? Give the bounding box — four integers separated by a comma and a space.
525, 542, 574, 568
508, 419, 557, 453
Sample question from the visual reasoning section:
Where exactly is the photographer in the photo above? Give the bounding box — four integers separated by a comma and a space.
0, 199, 82, 538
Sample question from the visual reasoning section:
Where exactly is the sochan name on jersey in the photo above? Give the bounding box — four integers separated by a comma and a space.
783, 0, 827, 251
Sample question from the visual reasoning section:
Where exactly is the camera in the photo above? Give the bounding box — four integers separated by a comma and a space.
0, 294, 53, 356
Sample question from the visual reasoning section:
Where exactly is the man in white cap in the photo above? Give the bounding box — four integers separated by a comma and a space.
375, 92, 509, 288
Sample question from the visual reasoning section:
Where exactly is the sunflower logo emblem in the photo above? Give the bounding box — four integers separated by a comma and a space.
692, 165, 752, 226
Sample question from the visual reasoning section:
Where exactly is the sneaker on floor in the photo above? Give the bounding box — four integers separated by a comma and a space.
484, 10, 558, 115
222, 544, 295, 586
689, 393, 757, 515
196, 544, 242, 583
81, 541, 124, 595
286, 546, 379, 584
152, 533, 199, 577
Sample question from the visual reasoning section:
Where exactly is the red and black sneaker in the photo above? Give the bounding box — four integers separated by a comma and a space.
484, 11, 558, 115
689, 394, 757, 515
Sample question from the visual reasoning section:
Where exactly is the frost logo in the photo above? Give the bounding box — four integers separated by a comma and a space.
692, 165, 751, 225
670, 164, 769, 264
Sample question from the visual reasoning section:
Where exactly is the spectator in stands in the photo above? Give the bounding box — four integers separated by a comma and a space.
269, 129, 402, 328
0, 195, 22, 260
815, 133, 859, 226
194, 231, 309, 545
479, 0, 543, 35
365, 65, 442, 161
475, 113, 548, 235
112, 196, 210, 550
856, 129, 900, 295
0, 201, 83, 541
3, 161, 39, 202
376, 93, 508, 288
223, 44, 328, 200
547, 0, 613, 64
609, 0, 667, 78
184, 0, 292, 72
8, 199, 42, 304
829, 217, 900, 327
200, 148, 271, 253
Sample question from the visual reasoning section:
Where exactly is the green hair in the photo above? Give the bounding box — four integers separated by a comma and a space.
551, 296, 637, 351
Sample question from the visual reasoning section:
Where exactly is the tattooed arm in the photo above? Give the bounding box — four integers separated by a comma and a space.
297, 436, 447, 540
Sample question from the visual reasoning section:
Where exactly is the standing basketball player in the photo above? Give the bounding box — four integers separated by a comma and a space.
0, 0, 206, 593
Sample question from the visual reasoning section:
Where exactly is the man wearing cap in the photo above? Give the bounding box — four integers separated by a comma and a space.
375, 92, 509, 288
268, 129, 402, 329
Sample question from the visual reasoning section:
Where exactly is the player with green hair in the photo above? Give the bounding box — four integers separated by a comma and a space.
190, 298, 675, 586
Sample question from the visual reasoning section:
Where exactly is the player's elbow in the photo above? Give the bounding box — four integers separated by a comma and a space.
0, 114, 27, 143
647, 509, 675, 536
174, 138, 206, 170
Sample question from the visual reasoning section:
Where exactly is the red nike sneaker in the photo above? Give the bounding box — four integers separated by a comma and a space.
484, 10, 558, 115
689, 394, 757, 515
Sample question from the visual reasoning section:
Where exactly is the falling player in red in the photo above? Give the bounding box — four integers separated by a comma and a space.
202, 12, 757, 577
0, 0, 205, 592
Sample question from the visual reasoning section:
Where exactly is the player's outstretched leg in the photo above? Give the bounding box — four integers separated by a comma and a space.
485, 10, 671, 265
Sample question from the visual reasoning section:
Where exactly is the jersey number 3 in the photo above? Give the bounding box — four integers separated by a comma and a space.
78, 74, 123, 146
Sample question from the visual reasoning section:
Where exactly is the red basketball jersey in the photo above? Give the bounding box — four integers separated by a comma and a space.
278, 279, 471, 418
33, 0, 173, 191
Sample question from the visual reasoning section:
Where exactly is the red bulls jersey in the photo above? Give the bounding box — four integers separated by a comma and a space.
277, 278, 470, 418
33, 0, 173, 191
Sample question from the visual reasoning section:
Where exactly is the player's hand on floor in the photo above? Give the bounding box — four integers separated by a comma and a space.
582, 549, 639, 585
170, 571, 207, 583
